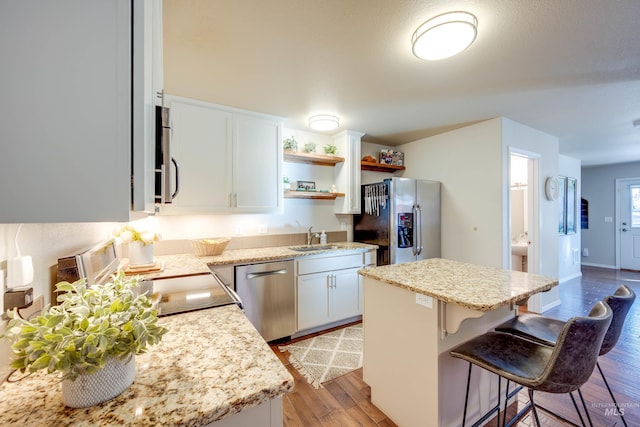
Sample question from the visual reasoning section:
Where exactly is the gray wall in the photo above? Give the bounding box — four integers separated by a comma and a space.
581, 161, 640, 268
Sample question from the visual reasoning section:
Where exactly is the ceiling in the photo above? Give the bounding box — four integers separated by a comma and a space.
163, 0, 640, 167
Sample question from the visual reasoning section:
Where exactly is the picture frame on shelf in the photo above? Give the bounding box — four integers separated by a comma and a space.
297, 181, 316, 191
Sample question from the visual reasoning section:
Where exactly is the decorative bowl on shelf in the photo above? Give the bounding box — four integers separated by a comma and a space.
191, 238, 230, 256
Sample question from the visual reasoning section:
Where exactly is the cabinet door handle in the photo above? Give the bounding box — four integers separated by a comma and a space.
171, 157, 180, 200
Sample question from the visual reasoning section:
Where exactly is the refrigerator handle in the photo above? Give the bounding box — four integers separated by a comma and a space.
412, 205, 418, 256
415, 204, 423, 256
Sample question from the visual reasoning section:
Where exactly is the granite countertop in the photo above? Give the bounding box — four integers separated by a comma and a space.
0, 305, 294, 426
358, 258, 558, 311
146, 241, 377, 279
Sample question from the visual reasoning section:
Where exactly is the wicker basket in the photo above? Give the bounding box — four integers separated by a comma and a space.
191, 238, 230, 257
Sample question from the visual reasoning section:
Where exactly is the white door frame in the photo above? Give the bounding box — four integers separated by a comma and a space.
615, 177, 640, 269
508, 148, 542, 311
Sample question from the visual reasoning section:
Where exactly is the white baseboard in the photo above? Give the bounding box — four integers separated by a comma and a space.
559, 272, 583, 283
541, 299, 561, 313
292, 315, 361, 339
581, 262, 617, 269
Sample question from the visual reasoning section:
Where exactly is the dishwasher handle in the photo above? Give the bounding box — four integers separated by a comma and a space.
245, 269, 288, 279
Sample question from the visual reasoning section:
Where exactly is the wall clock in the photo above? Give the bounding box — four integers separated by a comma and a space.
545, 176, 560, 201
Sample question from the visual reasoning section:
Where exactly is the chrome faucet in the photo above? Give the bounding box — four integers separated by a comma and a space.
307, 226, 319, 245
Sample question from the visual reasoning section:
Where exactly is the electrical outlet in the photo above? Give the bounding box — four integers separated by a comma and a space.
258, 224, 268, 234
234, 225, 243, 235
415, 293, 433, 308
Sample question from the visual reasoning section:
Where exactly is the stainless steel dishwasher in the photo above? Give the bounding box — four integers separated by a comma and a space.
235, 260, 295, 342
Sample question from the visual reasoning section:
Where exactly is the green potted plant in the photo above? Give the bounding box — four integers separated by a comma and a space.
324, 144, 337, 155
1, 272, 167, 408
303, 142, 316, 153
283, 136, 297, 151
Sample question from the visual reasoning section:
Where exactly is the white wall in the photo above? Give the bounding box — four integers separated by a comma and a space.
394, 118, 560, 311
151, 201, 348, 241
501, 118, 560, 311
0, 223, 118, 310
558, 155, 582, 282
400, 119, 504, 267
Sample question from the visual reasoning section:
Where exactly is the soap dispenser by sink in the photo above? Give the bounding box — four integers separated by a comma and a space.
320, 230, 327, 245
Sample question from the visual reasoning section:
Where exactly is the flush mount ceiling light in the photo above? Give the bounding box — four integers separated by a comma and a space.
412, 11, 478, 61
309, 114, 340, 132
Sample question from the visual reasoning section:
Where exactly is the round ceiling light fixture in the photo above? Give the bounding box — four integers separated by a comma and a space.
308, 114, 340, 132
412, 11, 478, 61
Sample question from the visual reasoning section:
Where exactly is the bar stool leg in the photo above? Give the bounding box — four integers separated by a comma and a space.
528, 389, 541, 427
462, 362, 472, 427
569, 392, 588, 427
577, 389, 593, 427
502, 380, 509, 427
597, 361, 628, 427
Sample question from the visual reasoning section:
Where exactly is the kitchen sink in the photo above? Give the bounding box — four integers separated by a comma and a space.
511, 242, 528, 256
289, 244, 341, 252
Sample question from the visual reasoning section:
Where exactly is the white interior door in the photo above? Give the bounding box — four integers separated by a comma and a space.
619, 178, 640, 270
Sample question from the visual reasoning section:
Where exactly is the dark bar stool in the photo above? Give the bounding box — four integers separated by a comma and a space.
450, 301, 612, 427
495, 284, 635, 427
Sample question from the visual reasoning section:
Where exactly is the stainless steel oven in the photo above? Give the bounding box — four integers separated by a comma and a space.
152, 273, 242, 317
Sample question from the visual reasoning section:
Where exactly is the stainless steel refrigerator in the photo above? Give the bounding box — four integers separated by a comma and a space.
354, 178, 441, 265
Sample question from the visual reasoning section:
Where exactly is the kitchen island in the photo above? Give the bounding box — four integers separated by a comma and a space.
0, 305, 293, 426
359, 258, 558, 427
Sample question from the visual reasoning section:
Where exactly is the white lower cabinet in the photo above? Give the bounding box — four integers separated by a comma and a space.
297, 267, 360, 331
296, 250, 374, 332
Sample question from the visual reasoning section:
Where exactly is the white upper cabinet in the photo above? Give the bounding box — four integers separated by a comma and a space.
333, 130, 364, 214
0, 0, 134, 222
159, 96, 283, 214
233, 113, 283, 212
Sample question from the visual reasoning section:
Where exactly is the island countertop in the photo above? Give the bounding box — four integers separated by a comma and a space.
358, 258, 558, 311
0, 305, 294, 426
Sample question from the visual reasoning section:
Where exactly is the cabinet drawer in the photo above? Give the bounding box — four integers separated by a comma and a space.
363, 250, 376, 266
297, 253, 362, 275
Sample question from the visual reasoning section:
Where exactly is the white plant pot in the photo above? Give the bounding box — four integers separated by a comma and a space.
61, 355, 136, 408
128, 241, 154, 266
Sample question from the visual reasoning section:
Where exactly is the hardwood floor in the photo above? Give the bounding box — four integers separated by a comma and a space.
271, 266, 640, 426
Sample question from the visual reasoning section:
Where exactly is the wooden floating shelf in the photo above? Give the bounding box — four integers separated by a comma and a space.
360, 161, 406, 173
283, 151, 345, 166
284, 191, 345, 200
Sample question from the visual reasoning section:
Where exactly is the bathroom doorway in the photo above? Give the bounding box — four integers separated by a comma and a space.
510, 154, 529, 272
509, 151, 540, 312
